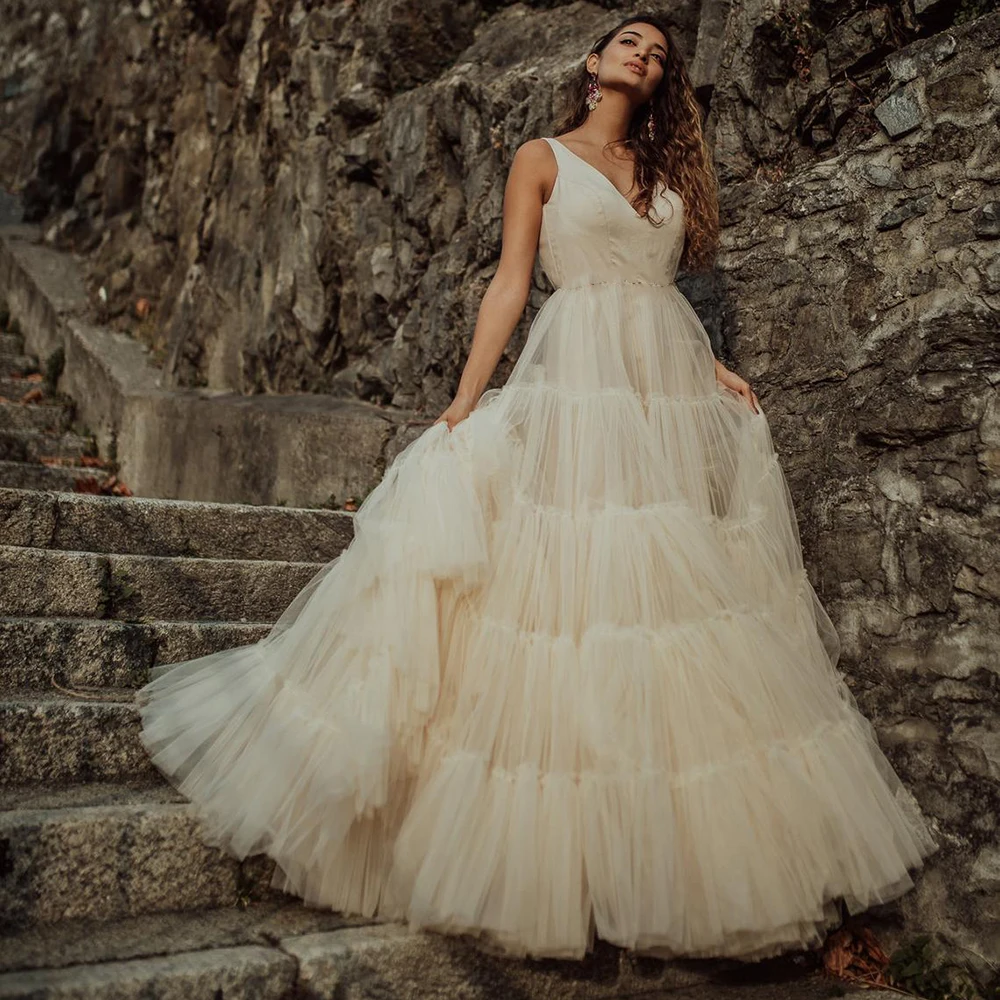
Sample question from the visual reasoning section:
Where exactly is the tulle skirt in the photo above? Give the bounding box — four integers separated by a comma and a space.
135, 280, 939, 962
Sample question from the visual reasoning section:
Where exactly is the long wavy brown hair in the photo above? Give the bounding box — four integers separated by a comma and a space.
551, 11, 720, 273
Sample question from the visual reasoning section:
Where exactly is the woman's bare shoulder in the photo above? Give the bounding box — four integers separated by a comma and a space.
508, 137, 557, 197
512, 136, 557, 164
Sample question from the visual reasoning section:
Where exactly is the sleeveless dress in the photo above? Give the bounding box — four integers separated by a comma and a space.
135, 135, 939, 962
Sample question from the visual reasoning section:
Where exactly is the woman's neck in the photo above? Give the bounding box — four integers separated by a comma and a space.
575, 91, 639, 154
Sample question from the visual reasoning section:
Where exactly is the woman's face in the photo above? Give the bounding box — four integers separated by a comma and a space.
588, 22, 668, 102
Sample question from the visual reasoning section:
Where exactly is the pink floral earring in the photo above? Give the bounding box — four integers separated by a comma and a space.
646, 109, 655, 141
586, 72, 603, 111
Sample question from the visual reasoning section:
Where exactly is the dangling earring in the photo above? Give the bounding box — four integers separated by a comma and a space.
586, 72, 603, 112
646, 109, 656, 141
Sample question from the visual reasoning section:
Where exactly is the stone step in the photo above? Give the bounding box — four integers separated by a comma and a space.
0, 781, 280, 928
0, 458, 112, 492
0, 352, 38, 376
0, 487, 354, 561
5, 690, 360, 785
0, 546, 323, 621
2, 689, 341, 785
0, 616, 270, 693
0, 399, 73, 433
2, 778, 179, 811
0, 915, 850, 1000
2, 226, 417, 507
1, 694, 163, 784
0, 427, 94, 463
0, 333, 25, 354
0, 374, 47, 399
0, 769, 817, 998
0, 945, 298, 1000
0, 894, 362, 975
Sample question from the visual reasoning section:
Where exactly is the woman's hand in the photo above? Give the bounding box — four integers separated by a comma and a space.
715, 359, 760, 414
433, 392, 477, 431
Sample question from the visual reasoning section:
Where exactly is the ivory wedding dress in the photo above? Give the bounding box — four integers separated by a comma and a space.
135, 135, 939, 962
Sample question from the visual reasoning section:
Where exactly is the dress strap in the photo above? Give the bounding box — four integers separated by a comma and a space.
542, 136, 572, 196
542, 136, 565, 167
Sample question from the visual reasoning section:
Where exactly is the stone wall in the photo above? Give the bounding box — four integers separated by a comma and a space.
2, 0, 706, 410
3, 0, 989, 407
711, 8, 1000, 959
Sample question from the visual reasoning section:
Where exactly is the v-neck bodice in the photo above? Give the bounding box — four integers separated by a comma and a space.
550, 138, 645, 216
539, 136, 686, 291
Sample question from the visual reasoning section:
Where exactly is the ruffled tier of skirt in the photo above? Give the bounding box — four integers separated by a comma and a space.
135, 280, 939, 962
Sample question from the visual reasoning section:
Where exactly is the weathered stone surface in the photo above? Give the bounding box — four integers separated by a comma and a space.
0, 354, 37, 375
0, 225, 88, 366
116, 380, 415, 506
711, 13, 1000, 961
0, 487, 354, 561
281, 922, 711, 999
0, 945, 297, 1000
0, 917, 885, 1000
0, 427, 94, 463
886, 31, 959, 83
0, 697, 155, 785
0, 376, 43, 398
0, 458, 100, 491
873, 84, 924, 139
1, 0, 701, 412
0, 400, 71, 434
0, 616, 269, 692
705, 0, 979, 183
1, 896, 364, 975
0, 545, 323, 621
1, 780, 185, 812
0, 227, 424, 506
0, 787, 279, 927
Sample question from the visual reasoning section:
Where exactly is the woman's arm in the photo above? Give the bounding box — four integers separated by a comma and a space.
435, 139, 554, 428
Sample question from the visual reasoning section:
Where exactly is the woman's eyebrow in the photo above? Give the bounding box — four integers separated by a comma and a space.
620, 29, 668, 56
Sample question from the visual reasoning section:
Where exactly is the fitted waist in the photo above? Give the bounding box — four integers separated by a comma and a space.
557, 276, 678, 291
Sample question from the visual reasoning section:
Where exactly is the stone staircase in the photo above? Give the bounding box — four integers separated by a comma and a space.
0, 328, 879, 997
0, 324, 113, 495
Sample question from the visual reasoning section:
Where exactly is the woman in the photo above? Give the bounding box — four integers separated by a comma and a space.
136, 11, 939, 963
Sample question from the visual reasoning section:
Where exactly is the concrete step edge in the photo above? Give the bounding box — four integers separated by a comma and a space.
0, 545, 318, 624
0, 427, 92, 444
0, 793, 189, 827
0, 399, 68, 414
0, 778, 183, 814
0, 612, 275, 628
0, 920, 849, 1000
0, 484, 352, 519
0, 691, 141, 708
0, 459, 101, 476
0, 543, 325, 571
0, 615, 271, 696
0, 485, 356, 561
0, 894, 371, 975
0, 944, 298, 999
